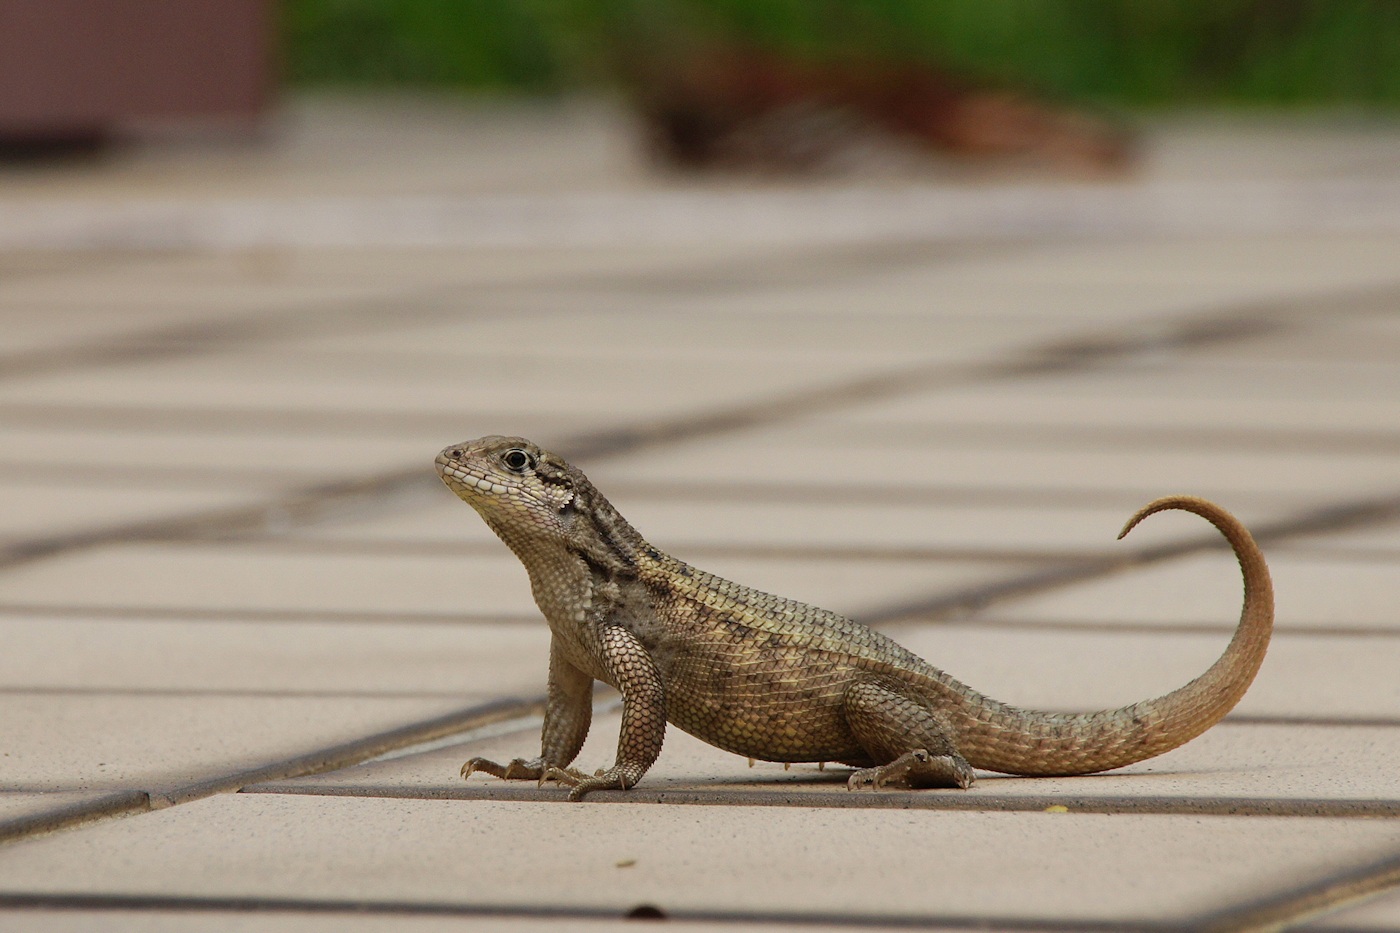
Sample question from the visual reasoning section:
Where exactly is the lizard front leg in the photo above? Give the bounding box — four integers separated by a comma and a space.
462, 637, 593, 785
546, 624, 665, 801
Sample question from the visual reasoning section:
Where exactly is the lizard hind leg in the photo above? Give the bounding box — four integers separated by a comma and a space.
843, 680, 975, 791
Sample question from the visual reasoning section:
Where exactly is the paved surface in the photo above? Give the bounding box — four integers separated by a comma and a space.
1, 96, 1399, 931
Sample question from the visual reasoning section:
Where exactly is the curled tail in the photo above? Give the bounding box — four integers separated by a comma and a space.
955, 495, 1274, 776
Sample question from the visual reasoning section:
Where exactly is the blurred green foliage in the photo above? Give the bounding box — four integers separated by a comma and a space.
284, 0, 1400, 105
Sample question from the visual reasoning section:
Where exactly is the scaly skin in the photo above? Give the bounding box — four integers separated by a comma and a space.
436, 436, 1273, 800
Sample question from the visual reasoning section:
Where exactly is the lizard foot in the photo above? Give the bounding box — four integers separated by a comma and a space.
847, 749, 975, 791
544, 765, 638, 802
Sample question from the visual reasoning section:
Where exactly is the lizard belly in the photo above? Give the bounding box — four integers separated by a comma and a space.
659, 651, 866, 762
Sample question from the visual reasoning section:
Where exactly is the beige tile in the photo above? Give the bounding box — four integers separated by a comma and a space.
838, 378, 1400, 435
0, 693, 486, 798
0, 544, 539, 618
0, 616, 548, 696
0, 251, 395, 313
588, 432, 1400, 503
291, 304, 982, 364
0, 484, 268, 542
0, 541, 1023, 624
983, 552, 1400, 631
0, 426, 442, 479
0, 793, 1394, 925
0, 347, 891, 420
922, 234, 1400, 294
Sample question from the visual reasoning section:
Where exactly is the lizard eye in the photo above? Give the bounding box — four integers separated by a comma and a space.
501, 448, 535, 473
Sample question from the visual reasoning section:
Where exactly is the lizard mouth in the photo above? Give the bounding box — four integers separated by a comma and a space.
435, 454, 509, 497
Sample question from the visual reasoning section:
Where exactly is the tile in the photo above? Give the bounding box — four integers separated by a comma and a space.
587, 430, 1400, 502
982, 552, 1400, 631
0, 544, 540, 618
292, 304, 978, 363
0, 347, 892, 421
0, 693, 487, 798
920, 234, 1400, 295
0, 793, 1394, 926
0, 426, 444, 480
0, 541, 1024, 625
0, 484, 269, 542
0, 616, 548, 696
837, 377, 1400, 435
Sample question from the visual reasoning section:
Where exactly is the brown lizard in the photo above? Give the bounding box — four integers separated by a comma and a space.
436, 436, 1272, 800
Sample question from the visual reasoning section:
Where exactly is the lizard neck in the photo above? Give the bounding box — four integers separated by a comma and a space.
483, 476, 651, 630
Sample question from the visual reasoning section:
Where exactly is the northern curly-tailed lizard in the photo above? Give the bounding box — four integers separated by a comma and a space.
436, 436, 1272, 800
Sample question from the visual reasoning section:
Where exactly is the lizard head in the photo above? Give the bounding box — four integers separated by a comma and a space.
435, 436, 579, 540
437, 436, 648, 573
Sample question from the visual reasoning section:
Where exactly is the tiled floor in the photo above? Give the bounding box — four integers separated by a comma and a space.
1, 99, 1398, 930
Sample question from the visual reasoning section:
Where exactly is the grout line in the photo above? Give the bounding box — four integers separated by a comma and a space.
1225, 714, 1400, 729
0, 791, 151, 846
0, 892, 1171, 931
1191, 848, 1400, 933
238, 781, 1400, 820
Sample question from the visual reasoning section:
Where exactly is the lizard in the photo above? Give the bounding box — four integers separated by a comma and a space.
436, 435, 1273, 801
